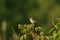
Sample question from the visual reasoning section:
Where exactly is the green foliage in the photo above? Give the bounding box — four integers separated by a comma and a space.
18, 19, 60, 40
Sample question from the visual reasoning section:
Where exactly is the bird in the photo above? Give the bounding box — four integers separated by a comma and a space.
29, 17, 37, 24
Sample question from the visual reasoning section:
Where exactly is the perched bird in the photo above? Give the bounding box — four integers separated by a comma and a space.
29, 17, 37, 24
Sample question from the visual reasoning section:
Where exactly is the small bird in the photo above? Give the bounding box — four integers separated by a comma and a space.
29, 17, 37, 24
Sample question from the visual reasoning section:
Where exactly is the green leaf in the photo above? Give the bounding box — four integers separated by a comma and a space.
20, 34, 27, 40
48, 28, 54, 33
54, 25, 58, 30
20, 36, 23, 40
45, 36, 49, 40
23, 34, 26, 39
52, 31, 57, 39
35, 27, 43, 31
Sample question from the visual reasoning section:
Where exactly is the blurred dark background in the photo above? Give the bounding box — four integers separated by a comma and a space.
0, 0, 60, 40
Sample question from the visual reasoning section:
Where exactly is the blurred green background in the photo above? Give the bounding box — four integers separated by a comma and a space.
0, 0, 60, 40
